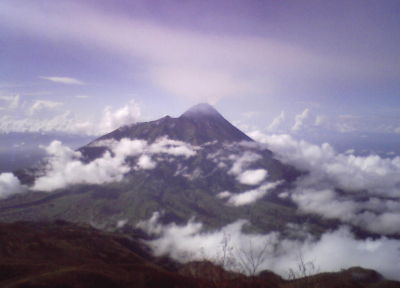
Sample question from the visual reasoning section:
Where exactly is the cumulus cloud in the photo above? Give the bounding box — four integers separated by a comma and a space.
0, 172, 26, 199
136, 155, 156, 170
137, 212, 400, 280
0, 94, 19, 110
292, 109, 312, 132
40, 76, 84, 85
268, 111, 285, 132
97, 100, 141, 135
32, 141, 130, 191
219, 181, 281, 206
248, 131, 400, 235
148, 137, 199, 158
236, 169, 268, 185
30, 136, 199, 192
228, 151, 262, 175
29, 100, 64, 116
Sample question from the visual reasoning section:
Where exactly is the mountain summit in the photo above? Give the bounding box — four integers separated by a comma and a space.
180, 103, 224, 119
92, 103, 253, 146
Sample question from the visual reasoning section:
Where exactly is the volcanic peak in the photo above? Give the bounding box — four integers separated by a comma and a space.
180, 103, 222, 120
92, 103, 253, 146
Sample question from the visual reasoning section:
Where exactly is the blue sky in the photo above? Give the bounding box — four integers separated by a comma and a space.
1, 0, 400, 162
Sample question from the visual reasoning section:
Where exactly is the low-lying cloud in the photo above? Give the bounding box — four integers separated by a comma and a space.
217, 181, 281, 206
249, 131, 400, 235
0, 172, 26, 199
236, 169, 267, 185
137, 212, 400, 281
31, 136, 200, 192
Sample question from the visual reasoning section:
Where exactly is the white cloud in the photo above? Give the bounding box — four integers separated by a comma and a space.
268, 111, 285, 132
236, 169, 267, 185
216, 191, 232, 199
136, 155, 156, 170
0, 94, 19, 110
344, 149, 355, 155
29, 100, 64, 116
148, 137, 199, 158
0, 100, 141, 136
32, 140, 130, 191
292, 109, 312, 132
29, 136, 199, 192
248, 131, 400, 235
228, 151, 262, 175
137, 213, 400, 280
0, 111, 75, 134
224, 181, 281, 206
40, 76, 84, 85
112, 138, 148, 158
97, 100, 141, 135
0, 172, 26, 199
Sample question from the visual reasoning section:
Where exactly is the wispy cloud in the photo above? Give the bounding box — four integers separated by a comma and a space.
40, 77, 84, 85
2, 1, 394, 105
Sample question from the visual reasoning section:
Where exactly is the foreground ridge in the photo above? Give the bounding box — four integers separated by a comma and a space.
0, 221, 397, 288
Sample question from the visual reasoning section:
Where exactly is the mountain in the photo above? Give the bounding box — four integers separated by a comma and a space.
94, 103, 254, 145
3, 103, 332, 235
3, 103, 400, 285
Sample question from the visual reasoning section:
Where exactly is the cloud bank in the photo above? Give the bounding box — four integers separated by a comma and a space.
0, 99, 142, 136
0, 172, 26, 199
32, 136, 199, 192
249, 131, 400, 235
137, 212, 400, 281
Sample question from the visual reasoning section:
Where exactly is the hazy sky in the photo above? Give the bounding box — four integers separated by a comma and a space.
1, 0, 400, 154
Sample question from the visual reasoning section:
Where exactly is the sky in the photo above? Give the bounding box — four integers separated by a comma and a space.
1, 0, 400, 161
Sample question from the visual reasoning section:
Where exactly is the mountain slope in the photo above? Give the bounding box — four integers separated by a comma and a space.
85, 103, 253, 147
